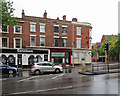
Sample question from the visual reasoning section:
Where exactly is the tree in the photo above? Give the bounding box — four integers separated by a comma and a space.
0, 0, 19, 26
91, 49, 97, 57
100, 35, 118, 56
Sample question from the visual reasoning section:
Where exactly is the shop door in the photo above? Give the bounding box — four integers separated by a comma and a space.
17, 54, 22, 68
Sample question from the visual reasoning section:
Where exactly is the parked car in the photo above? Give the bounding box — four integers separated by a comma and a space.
31, 61, 63, 75
0, 63, 18, 74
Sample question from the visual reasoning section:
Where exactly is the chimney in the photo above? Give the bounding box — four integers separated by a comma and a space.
72, 18, 77, 22
22, 9, 25, 18
63, 15, 66, 21
43, 10, 47, 18
57, 17, 59, 20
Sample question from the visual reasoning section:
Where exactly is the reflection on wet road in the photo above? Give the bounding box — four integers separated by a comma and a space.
2, 72, 119, 95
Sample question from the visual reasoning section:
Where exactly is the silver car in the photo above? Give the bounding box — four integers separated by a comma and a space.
31, 62, 63, 75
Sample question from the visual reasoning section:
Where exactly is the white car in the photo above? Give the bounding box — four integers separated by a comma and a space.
31, 61, 63, 75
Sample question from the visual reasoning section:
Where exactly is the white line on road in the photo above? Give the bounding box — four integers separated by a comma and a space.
51, 73, 65, 80
7, 86, 73, 95
0, 78, 7, 81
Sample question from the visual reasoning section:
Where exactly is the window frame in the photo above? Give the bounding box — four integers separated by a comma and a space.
76, 38, 81, 48
62, 26, 67, 34
40, 24, 45, 33
40, 36, 45, 46
81, 53, 85, 60
54, 38, 59, 47
30, 35, 36, 46
62, 38, 67, 47
14, 38, 22, 48
14, 25, 22, 34
1, 37, 9, 48
2, 25, 9, 33
30, 23, 36, 32
77, 27, 81, 36
54, 25, 59, 34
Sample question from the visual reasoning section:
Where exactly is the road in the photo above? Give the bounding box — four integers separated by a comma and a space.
1, 72, 119, 95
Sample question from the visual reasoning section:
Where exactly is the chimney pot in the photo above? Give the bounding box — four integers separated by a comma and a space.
57, 17, 59, 20
63, 15, 66, 21
43, 10, 47, 18
22, 9, 25, 18
72, 18, 77, 22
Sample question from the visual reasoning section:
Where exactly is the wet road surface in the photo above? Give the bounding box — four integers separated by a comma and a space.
1, 72, 119, 95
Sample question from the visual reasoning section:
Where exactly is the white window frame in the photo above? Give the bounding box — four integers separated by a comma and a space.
1, 37, 9, 48
77, 27, 81, 36
30, 22, 36, 32
30, 35, 36, 46
76, 38, 81, 48
40, 35, 45, 46
81, 52, 85, 60
14, 25, 22, 34
40, 23, 45, 33
74, 52, 78, 58
1, 25, 9, 33
62, 25, 67, 34
14, 38, 22, 48
54, 25, 59, 34
89, 29, 92, 37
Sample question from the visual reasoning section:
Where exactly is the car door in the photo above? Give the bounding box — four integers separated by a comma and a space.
42, 62, 54, 72
46, 62, 55, 72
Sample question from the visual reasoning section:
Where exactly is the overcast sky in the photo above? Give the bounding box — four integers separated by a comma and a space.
11, 0, 119, 43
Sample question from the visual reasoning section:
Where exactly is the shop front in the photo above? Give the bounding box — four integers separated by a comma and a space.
50, 48, 71, 66
0, 48, 50, 68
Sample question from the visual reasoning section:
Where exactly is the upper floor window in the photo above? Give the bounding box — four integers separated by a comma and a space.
62, 27, 67, 34
40, 24, 45, 32
77, 27, 81, 35
89, 29, 92, 37
77, 38, 81, 48
14, 26, 22, 34
2, 25, 8, 33
14, 38, 22, 48
2, 38, 8, 48
40, 37, 45, 46
30, 24, 36, 32
54, 26, 59, 33
54, 38, 59, 47
30, 36, 36, 46
62, 38, 67, 47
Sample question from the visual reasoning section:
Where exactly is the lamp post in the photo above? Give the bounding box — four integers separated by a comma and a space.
72, 23, 74, 67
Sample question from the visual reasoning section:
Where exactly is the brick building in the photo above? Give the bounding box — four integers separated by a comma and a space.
0, 10, 92, 67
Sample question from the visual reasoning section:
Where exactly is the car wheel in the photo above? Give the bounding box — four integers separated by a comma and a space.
34, 70, 41, 75
55, 69, 60, 74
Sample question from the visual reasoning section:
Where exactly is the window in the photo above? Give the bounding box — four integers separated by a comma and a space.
77, 27, 81, 35
62, 27, 67, 34
2, 38, 8, 48
40, 37, 45, 46
54, 38, 59, 47
30, 36, 36, 46
40, 25, 45, 32
62, 38, 67, 47
81, 53, 85, 60
77, 39, 81, 48
89, 29, 92, 37
14, 26, 22, 34
74, 52, 78, 58
14, 39, 21, 48
2, 25, 8, 33
54, 26, 59, 33
30, 24, 36, 32
89, 40, 92, 49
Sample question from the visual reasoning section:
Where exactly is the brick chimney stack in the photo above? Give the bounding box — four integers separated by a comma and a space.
57, 17, 59, 20
22, 9, 25, 18
63, 15, 66, 21
72, 18, 77, 22
43, 10, 47, 18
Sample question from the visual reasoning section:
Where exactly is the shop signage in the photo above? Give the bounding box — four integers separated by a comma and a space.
17, 49, 33, 53
52, 52, 65, 57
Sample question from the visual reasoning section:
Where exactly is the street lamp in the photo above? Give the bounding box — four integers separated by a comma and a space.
72, 23, 74, 67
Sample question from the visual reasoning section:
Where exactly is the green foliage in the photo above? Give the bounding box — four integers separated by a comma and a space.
0, 0, 19, 26
92, 49, 97, 57
100, 35, 118, 56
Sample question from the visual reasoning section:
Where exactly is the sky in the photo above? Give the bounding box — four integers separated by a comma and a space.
10, 0, 119, 43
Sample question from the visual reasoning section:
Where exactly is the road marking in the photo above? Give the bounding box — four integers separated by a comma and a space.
18, 76, 39, 83
51, 73, 65, 80
7, 86, 73, 95
0, 78, 7, 81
